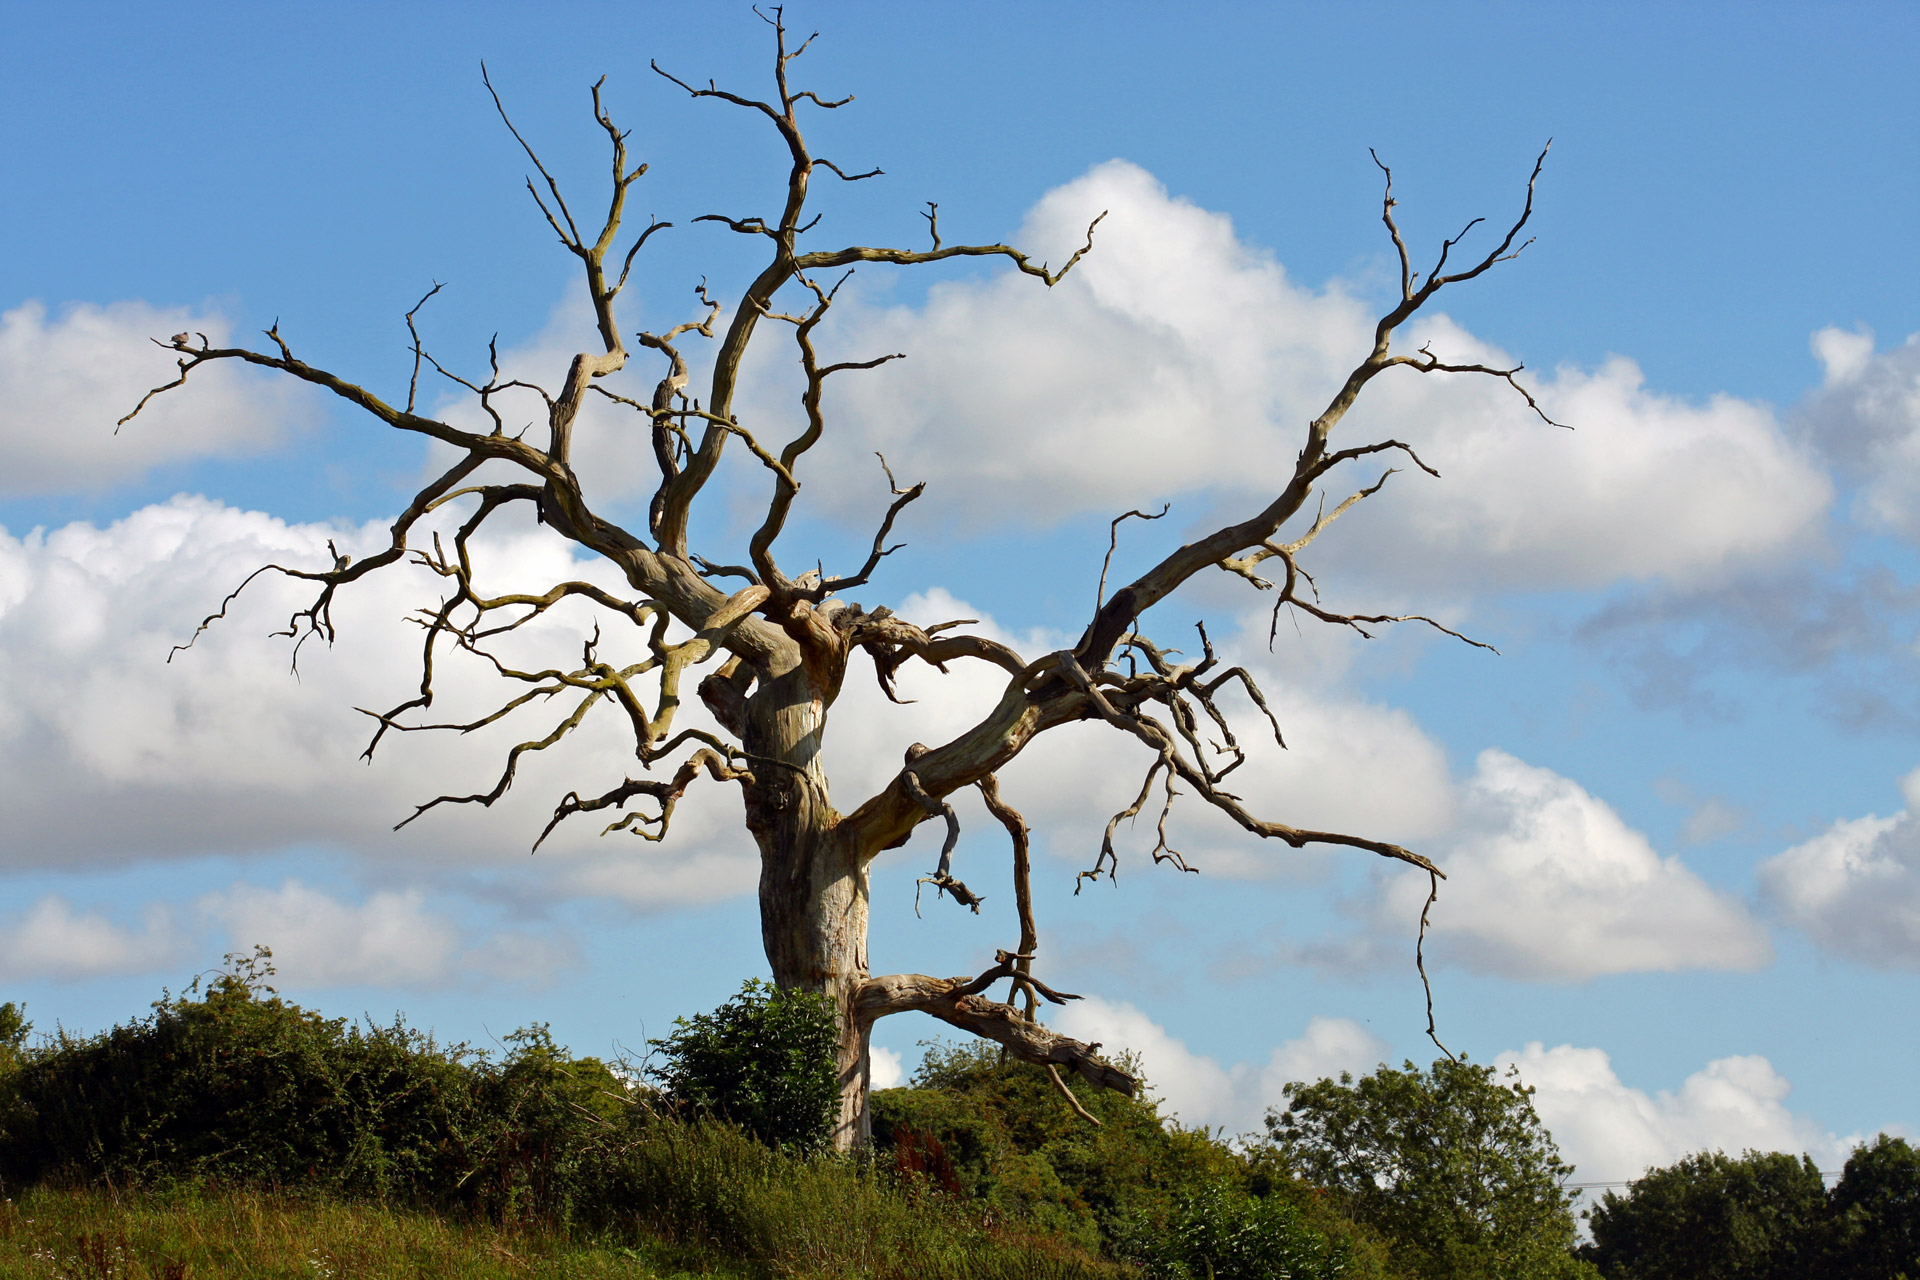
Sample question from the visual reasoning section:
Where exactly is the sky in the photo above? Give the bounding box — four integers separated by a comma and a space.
3, 1, 1919, 1199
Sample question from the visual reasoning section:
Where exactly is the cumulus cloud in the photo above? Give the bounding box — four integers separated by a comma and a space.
1369, 750, 1769, 981
1801, 326, 1920, 535
0, 895, 185, 981
1502, 1042, 1858, 1189
1052, 997, 1384, 1135
201, 881, 462, 987
0, 495, 757, 908
779, 161, 1828, 593
1017, 997, 1863, 1185
869, 1045, 904, 1090
1758, 767, 1920, 969
0, 300, 301, 494
199, 879, 578, 989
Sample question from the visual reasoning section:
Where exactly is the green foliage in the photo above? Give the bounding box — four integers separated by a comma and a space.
0, 1002, 28, 1075
647, 978, 839, 1153
1, 1161, 1127, 1280
1822, 1134, 1920, 1279
1580, 1148, 1825, 1280
0, 967, 1142, 1277
0, 1184, 713, 1280
1582, 1137, 1920, 1280
0, 949, 632, 1221
601, 1113, 1127, 1278
1267, 1057, 1590, 1280
1110, 1176, 1356, 1280
875, 1041, 1369, 1279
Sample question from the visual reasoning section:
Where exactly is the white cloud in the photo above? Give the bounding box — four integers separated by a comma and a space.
1052, 997, 1383, 1135
201, 881, 462, 988
1376, 750, 1769, 981
0, 895, 184, 981
1029, 997, 1861, 1187
1270, 1014, 1390, 1086
0, 300, 300, 494
0, 495, 757, 908
199, 879, 579, 989
1801, 326, 1920, 535
1501, 1042, 1858, 1189
869, 1044, 904, 1090
785, 161, 1828, 593
1758, 767, 1920, 969
1324, 345, 1832, 591
1813, 325, 1877, 386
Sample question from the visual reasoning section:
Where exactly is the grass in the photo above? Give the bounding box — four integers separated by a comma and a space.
0, 1185, 717, 1279
0, 1185, 738, 1279
0, 1122, 1134, 1280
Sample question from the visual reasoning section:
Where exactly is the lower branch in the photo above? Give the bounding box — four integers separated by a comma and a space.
854, 972, 1136, 1097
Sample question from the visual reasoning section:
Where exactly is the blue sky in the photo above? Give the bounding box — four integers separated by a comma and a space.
4, 2, 1919, 1190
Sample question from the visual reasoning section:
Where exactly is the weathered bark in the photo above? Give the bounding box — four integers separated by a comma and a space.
737, 657, 877, 1148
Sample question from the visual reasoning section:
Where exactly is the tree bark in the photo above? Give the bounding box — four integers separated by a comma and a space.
740, 662, 874, 1150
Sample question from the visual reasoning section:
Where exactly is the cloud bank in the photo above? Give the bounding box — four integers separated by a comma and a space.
0, 879, 577, 990
0, 494, 758, 908
787, 161, 1828, 593
0, 300, 300, 494
1503, 1042, 1859, 1189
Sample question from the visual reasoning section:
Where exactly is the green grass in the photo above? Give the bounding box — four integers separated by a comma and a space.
0, 1120, 1133, 1280
0, 1185, 714, 1279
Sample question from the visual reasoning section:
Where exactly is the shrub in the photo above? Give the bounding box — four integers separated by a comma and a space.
1112, 1176, 1354, 1280
646, 978, 839, 1152
0, 966, 1133, 1278
0, 949, 630, 1222
0, 1002, 27, 1076
874, 1040, 1372, 1277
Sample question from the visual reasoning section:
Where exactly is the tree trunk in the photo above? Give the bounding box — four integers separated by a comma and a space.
740, 663, 874, 1151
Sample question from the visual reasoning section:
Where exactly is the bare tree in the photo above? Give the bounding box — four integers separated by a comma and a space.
123, 12, 1555, 1150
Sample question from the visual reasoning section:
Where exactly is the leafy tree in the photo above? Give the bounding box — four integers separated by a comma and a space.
1267, 1057, 1591, 1280
1579, 1149, 1826, 1280
1821, 1134, 1920, 1280
0, 1003, 27, 1074
648, 978, 839, 1152
120, 11, 1561, 1147
875, 1041, 1383, 1278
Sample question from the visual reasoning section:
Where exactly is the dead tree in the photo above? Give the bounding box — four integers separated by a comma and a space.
122, 13, 1556, 1150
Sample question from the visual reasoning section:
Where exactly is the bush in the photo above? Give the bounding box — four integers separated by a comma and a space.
1112, 1176, 1354, 1280
0, 949, 629, 1222
874, 1040, 1372, 1278
0, 965, 1140, 1278
647, 978, 839, 1152
0, 1002, 27, 1076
